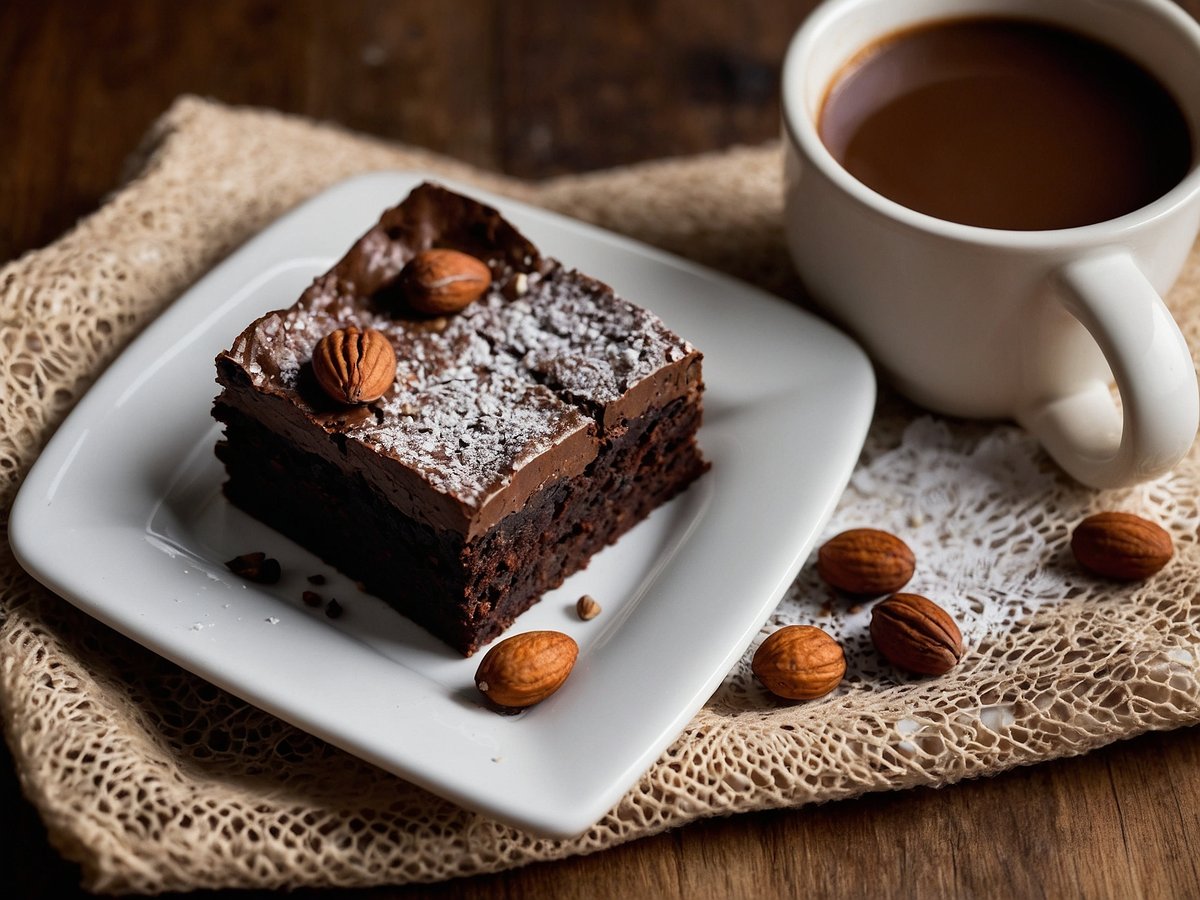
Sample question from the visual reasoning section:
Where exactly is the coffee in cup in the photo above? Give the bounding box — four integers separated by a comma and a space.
818, 17, 1192, 231
781, 0, 1200, 488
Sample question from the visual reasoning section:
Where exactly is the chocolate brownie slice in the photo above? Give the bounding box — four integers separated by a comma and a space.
213, 183, 707, 655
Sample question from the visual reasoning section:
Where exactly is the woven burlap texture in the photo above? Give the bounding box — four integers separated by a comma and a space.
3, 96, 1200, 894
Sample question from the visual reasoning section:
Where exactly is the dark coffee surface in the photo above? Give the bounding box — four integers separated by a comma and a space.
819, 18, 1193, 230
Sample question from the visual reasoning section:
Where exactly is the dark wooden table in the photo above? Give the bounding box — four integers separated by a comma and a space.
5, 2, 1200, 896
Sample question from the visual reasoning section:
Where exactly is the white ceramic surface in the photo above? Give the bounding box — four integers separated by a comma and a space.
10, 172, 875, 838
782, 0, 1200, 488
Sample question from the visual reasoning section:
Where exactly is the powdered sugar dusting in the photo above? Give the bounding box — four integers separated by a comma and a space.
354, 372, 587, 505
342, 319, 589, 506
357, 229, 406, 282
468, 269, 692, 404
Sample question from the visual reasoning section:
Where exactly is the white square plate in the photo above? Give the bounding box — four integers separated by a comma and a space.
11, 172, 874, 838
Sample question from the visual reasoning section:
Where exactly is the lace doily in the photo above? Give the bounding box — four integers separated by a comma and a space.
1, 97, 1198, 893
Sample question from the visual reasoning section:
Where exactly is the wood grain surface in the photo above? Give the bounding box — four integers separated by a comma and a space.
4, 2, 1200, 897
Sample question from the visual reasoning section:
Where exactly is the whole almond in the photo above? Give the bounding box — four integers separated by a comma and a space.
1071, 511, 1173, 580
400, 248, 492, 315
817, 528, 916, 595
752, 625, 845, 700
474, 630, 578, 709
311, 326, 396, 405
870, 593, 963, 676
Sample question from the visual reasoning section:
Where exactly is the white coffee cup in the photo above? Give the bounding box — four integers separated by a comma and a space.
781, 0, 1200, 488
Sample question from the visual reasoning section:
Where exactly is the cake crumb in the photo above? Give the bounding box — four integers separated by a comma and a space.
576, 594, 601, 621
226, 551, 281, 584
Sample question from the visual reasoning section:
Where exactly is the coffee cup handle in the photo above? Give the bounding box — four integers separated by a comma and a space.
1015, 252, 1198, 488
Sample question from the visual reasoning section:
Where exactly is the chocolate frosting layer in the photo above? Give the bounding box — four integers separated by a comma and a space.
216, 182, 702, 537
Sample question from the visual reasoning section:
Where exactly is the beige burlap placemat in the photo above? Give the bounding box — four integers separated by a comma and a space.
3, 96, 1200, 894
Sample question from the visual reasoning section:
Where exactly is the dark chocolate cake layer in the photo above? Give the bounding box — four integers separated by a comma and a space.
213, 183, 707, 655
